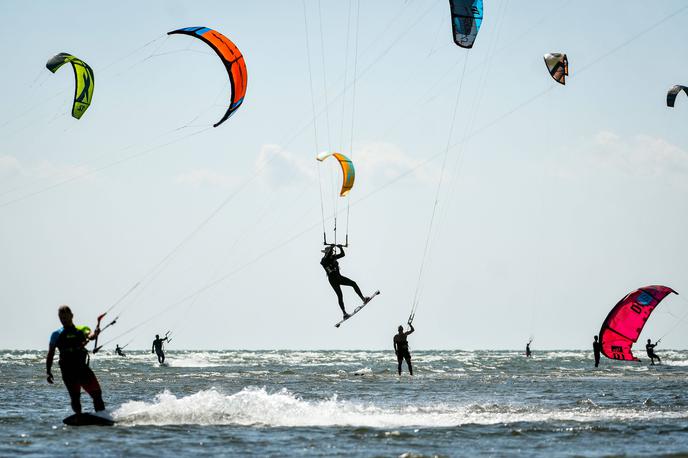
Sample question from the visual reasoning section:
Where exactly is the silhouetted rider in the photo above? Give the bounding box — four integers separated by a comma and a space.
394, 323, 415, 376
320, 245, 368, 319
593, 335, 601, 368
646, 338, 661, 365
151, 334, 169, 364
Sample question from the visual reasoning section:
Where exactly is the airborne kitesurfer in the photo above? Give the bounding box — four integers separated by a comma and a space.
394, 323, 415, 376
593, 335, 601, 367
646, 339, 662, 365
151, 334, 169, 364
46, 305, 106, 414
320, 245, 369, 319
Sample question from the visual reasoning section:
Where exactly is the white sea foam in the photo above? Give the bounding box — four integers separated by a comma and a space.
352, 367, 372, 376
113, 387, 688, 427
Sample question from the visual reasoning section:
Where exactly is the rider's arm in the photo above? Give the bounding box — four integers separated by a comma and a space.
335, 246, 345, 259
406, 323, 415, 335
85, 326, 98, 341
46, 345, 55, 382
393, 338, 398, 354
152, 341, 155, 353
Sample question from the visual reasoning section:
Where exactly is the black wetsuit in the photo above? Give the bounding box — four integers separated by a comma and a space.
394, 325, 415, 375
50, 325, 105, 413
526, 343, 532, 357
320, 247, 364, 315
593, 340, 601, 367
152, 337, 167, 364
115, 346, 126, 357
646, 343, 661, 365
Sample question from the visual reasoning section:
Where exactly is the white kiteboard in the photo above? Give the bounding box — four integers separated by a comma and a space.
334, 290, 380, 328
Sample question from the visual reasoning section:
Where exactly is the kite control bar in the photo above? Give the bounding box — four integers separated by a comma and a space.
323, 234, 348, 248
92, 313, 118, 354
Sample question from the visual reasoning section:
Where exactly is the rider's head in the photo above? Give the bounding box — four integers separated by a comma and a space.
398, 325, 403, 333
594, 335, 598, 341
647, 339, 651, 344
322, 245, 334, 255
58, 305, 74, 327
156, 334, 160, 339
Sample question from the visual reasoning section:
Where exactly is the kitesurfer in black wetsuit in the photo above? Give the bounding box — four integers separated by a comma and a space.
320, 245, 369, 319
151, 334, 169, 364
115, 344, 126, 357
46, 305, 106, 414
593, 335, 601, 367
646, 339, 661, 365
526, 340, 532, 357
394, 323, 415, 376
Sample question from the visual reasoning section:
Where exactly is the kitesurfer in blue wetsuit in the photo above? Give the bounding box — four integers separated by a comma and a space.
46, 305, 106, 414
394, 323, 415, 376
646, 339, 661, 365
320, 245, 369, 319
152, 334, 169, 364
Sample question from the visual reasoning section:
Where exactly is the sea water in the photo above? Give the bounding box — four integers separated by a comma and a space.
1, 350, 687, 457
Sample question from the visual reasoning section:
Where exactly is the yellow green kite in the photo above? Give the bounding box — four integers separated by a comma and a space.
46, 52, 94, 119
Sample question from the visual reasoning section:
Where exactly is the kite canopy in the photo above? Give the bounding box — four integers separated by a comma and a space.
448, 0, 483, 49
667, 85, 688, 107
599, 285, 677, 362
46, 52, 94, 119
316, 152, 355, 197
544, 53, 568, 85
167, 26, 248, 127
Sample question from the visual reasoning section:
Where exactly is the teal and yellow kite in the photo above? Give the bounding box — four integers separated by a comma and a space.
316, 152, 355, 197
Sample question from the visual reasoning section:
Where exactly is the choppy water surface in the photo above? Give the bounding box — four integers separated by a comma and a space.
1, 350, 687, 456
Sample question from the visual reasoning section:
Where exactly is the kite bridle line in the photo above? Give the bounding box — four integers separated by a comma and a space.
90, 280, 142, 354
657, 294, 688, 342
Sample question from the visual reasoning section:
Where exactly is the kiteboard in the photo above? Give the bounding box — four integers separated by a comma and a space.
335, 290, 380, 328
63, 412, 115, 426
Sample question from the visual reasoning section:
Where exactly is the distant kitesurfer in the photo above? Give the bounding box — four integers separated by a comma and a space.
115, 344, 126, 357
320, 244, 369, 319
646, 339, 661, 365
526, 339, 532, 357
151, 334, 169, 364
394, 323, 415, 376
593, 335, 601, 367
46, 305, 106, 414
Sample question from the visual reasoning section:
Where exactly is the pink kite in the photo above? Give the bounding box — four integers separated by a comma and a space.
599, 285, 677, 362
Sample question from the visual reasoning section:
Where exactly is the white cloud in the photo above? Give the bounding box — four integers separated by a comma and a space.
0, 155, 22, 179
542, 131, 688, 188
255, 144, 315, 189
0, 155, 95, 186
590, 131, 688, 180
252, 141, 440, 194
34, 160, 95, 183
175, 169, 239, 189
355, 141, 439, 183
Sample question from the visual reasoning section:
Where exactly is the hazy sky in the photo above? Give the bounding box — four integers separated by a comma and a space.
2, 0, 688, 351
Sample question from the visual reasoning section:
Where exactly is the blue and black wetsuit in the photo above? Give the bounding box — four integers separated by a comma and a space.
49, 325, 104, 413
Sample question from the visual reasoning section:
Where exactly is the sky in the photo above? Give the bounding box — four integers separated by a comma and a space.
1, 0, 688, 351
